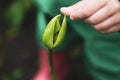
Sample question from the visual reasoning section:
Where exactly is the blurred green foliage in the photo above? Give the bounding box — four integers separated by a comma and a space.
5, 0, 32, 39
0, 0, 33, 80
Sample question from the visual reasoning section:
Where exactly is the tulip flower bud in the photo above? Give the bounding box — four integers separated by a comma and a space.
42, 14, 67, 49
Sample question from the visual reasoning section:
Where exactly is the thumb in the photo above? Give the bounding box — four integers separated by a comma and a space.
60, 7, 71, 16
60, 1, 84, 16
60, 1, 87, 19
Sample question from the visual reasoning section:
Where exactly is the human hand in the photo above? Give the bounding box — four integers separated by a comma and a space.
60, 0, 120, 34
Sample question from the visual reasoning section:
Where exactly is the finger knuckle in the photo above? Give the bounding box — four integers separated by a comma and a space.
95, 26, 102, 31
89, 18, 99, 24
94, 26, 102, 31
82, 10, 91, 17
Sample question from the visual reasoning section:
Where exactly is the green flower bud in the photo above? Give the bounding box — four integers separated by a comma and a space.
42, 14, 67, 49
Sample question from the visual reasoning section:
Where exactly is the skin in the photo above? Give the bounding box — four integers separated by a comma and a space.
60, 0, 120, 34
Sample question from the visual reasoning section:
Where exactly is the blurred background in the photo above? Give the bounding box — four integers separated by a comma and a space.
0, 0, 91, 80
0, 0, 39, 80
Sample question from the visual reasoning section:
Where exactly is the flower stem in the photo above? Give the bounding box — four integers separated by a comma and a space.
48, 49, 56, 80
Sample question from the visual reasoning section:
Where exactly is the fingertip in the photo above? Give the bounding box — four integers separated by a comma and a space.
60, 7, 70, 16
60, 7, 66, 12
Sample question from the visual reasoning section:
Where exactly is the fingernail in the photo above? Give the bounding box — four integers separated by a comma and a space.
60, 7, 67, 11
